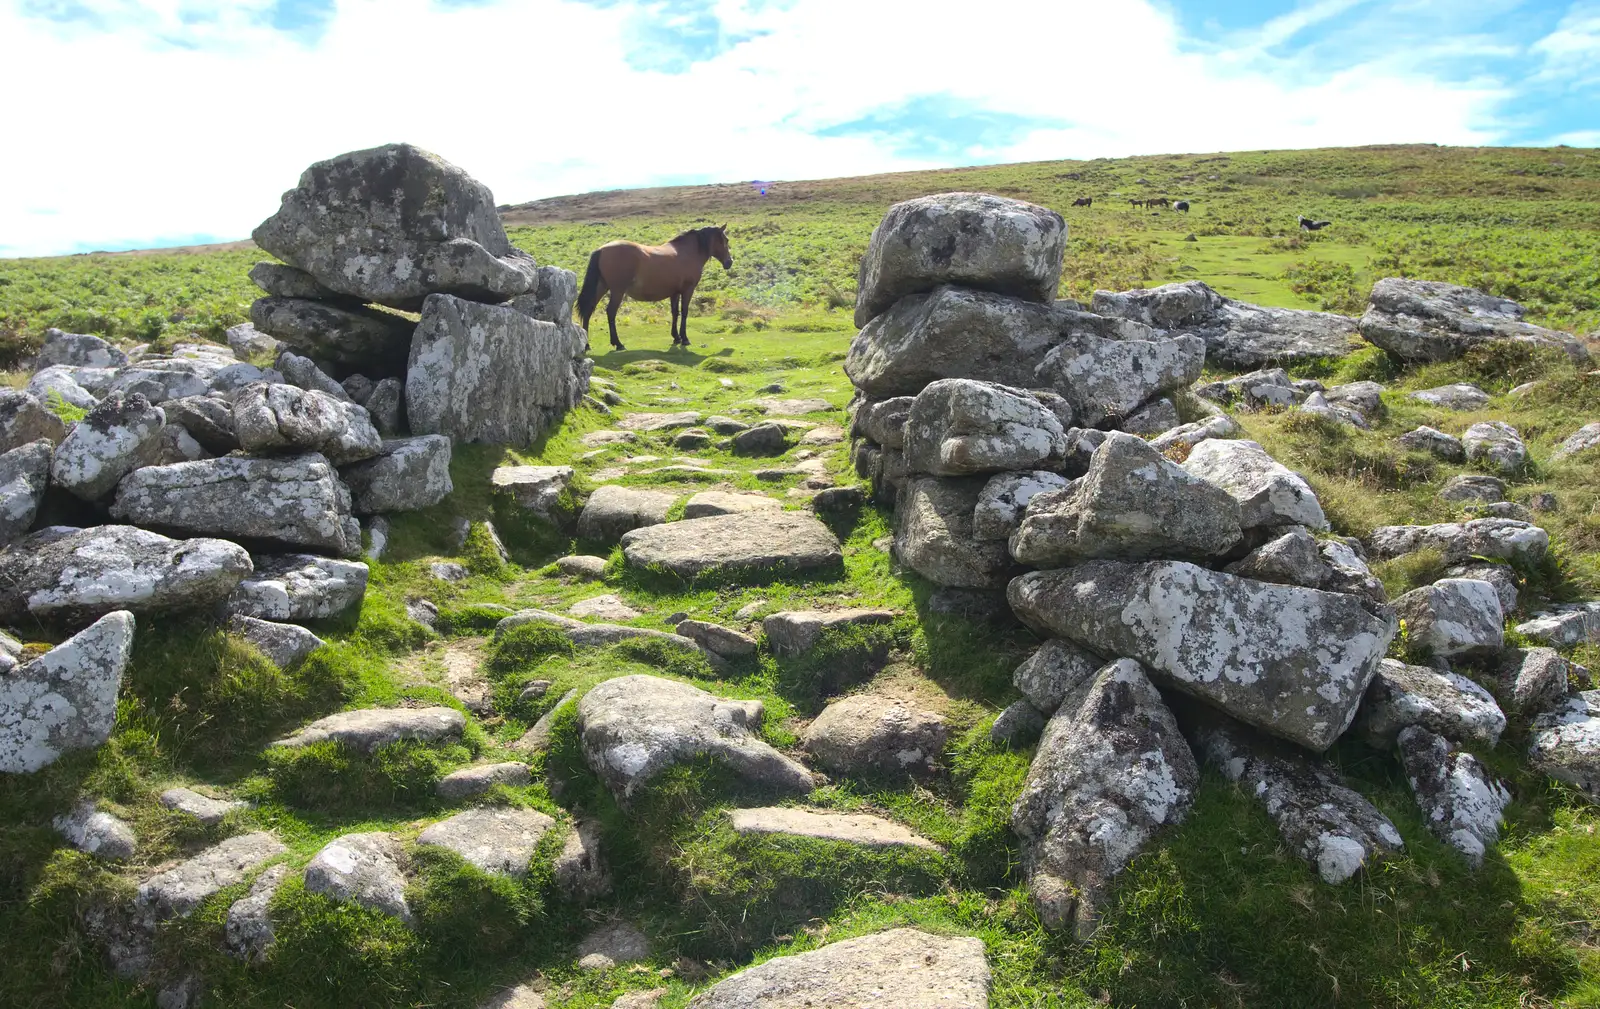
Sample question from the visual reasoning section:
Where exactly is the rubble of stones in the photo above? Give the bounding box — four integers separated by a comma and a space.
844, 190, 1599, 938
10, 178, 1600, 1009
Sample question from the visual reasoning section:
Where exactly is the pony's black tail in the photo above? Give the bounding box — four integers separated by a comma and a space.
576, 250, 604, 330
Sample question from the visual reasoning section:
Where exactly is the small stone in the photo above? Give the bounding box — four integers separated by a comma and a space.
581, 430, 637, 447
1464, 421, 1527, 476
1410, 383, 1490, 410
1012, 637, 1102, 716
727, 806, 938, 848
1439, 474, 1505, 504
493, 465, 574, 519
224, 863, 291, 963
1498, 647, 1581, 715
762, 608, 897, 655
159, 787, 247, 826
435, 761, 533, 800
519, 680, 552, 701
432, 561, 470, 582
704, 415, 750, 434
271, 706, 465, 753
1392, 578, 1504, 658
479, 984, 546, 1009
1397, 725, 1510, 867
1445, 562, 1519, 614
407, 598, 440, 628
53, 800, 137, 860
1553, 422, 1600, 462
801, 695, 946, 776
577, 922, 650, 971
417, 807, 556, 876
552, 820, 612, 903
365, 515, 390, 561
672, 428, 712, 450
989, 700, 1047, 747
731, 422, 789, 455
676, 620, 758, 657
570, 595, 642, 621
1358, 658, 1507, 748
616, 411, 701, 432
1398, 426, 1466, 462
1224, 526, 1329, 588
303, 832, 411, 923
556, 555, 608, 579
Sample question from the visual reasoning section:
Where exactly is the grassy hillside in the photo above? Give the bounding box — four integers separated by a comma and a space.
3, 145, 1600, 1008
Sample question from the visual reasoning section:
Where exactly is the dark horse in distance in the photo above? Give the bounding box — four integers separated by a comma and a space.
576, 225, 733, 351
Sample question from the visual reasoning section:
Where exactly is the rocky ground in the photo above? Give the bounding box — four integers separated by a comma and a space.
6, 173, 1600, 1009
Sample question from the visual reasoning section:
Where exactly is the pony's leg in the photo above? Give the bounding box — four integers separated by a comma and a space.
678, 283, 698, 346
606, 290, 625, 351
669, 294, 681, 348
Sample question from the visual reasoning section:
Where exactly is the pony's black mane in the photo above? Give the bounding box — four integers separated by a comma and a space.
670, 225, 718, 242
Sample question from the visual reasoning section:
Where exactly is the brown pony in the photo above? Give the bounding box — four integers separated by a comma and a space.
575, 225, 733, 351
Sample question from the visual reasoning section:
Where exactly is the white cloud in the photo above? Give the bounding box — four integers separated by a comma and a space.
0, 0, 1529, 257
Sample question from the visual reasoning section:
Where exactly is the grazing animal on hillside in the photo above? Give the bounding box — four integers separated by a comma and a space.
1299, 215, 1333, 231
577, 225, 733, 351
1072, 197, 1093, 207
1174, 200, 1190, 212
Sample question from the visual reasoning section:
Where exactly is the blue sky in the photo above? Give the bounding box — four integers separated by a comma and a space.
1, 0, 1595, 257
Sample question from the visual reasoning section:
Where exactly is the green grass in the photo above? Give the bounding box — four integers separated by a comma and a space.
4, 144, 1600, 1008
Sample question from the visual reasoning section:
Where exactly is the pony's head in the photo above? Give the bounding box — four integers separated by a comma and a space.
701, 224, 732, 269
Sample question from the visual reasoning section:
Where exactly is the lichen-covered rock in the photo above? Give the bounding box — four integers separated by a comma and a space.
895, 476, 1014, 589
620, 511, 841, 579
1149, 414, 1240, 454
854, 192, 1066, 327
1367, 518, 1548, 566
851, 395, 914, 447
1398, 425, 1466, 462
0, 526, 250, 623
1224, 526, 1329, 588
253, 143, 536, 310
231, 382, 381, 464
50, 391, 164, 501
687, 928, 990, 1009
406, 294, 588, 445
364, 377, 405, 435
492, 465, 572, 519
1120, 396, 1180, 435
417, 807, 556, 876
990, 699, 1048, 747
576, 485, 677, 541
271, 706, 464, 753
1411, 383, 1490, 411
1186, 711, 1403, 883
577, 675, 813, 804
1497, 647, 1578, 715
1182, 438, 1327, 531
38, 328, 127, 369
761, 608, 896, 655
1463, 421, 1527, 477
1012, 658, 1197, 936
1359, 277, 1588, 363
1357, 658, 1506, 748
972, 470, 1074, 541
1009, 432, 1241, 567
553, 819, 611, 903
1092, 281, 1360, 368
225, 863, 291, 963
1529, 690, 1600, 800
111, 454, 361, 557
226, 322, 283, 360
159, 787, 247, 826
303, 832, 411, 923
801, 695, 947, 776
28, 365, 101, 411
230, 615, 324, 668
902, 379, 1064, 476
339, 435, 452, 513
1033, 330, 1205, 429
507, 264, 579, 324
0, 389, 68, 453
136, 832, 288, 922
1391, 579, 1503, 658
250, 296, 414, 376
1009, 561, 1396, 751
0, 439, 52, 548
1012, 637, 1103, 715
274, 349, 351, 402
1397, 725, 1509, 866
54, 800, 137, 860
249, 261, 352, 301
1517, 602, 1600, 648
1438, 473, 1505, 505
225, 554, 368, 621
1553, 422, 1600, 462
1319, 539, 1389, 607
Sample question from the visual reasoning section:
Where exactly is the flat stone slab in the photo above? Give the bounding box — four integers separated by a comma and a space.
304, 831, 411, 923
569, 594, 642, 621
676, 619, 759, 657
762, 608, 898, 655
616, 411, 700, 431
136, 832, 287, 921
747, 397, 834, 415
435, 761, 532, 800
726, 807, 939, 849
271, 706, 465, 753
495, 610, 712, 662
417, 807, 556, 876
225, 554, 369, 621
685, 927, 990, 1008
576, 485, 679, 541
621, 511, 842, 578
683, 491, 782, 518
1, 610, 136, 773
225, 863, 292, 963
159, 787, 247, 826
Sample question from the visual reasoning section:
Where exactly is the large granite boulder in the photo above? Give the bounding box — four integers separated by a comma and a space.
248, 261, 353, 302
1357, 659, 1506, 748
406, 294, 588, 444
1463, 421, 1527, 477
0, 526, 250, 623
686, 928, 990, 1008
0, 389, 67, 453
894, 476, 1014, 589
972, 470, 1075, 541
163, 396, 238, 454
232, 382, 381, 464
1391, 579, 1503, 659
0, 439, 52, 547
902, 379, 1064, 476
1009, 561, 1396, 751
38, 329, 128, 370
0, 611, 135, 773
1033, 330, 1205, 428
50, 392, 164, 501
1012, 658, 1197, 936
1367, 518, 1548, 566
576, 485, 678, 541
249, 297, 414, 377
111, 454, 361, 557
854, 192, 1066, 326
1181, 438, 1327, 531
506, 265, 579, 324
1528, 691, 1600, 801
1359, 278, 1588, 363
1009, 432, 1241, 567
1092, 281, 1361, 368
339, 435, 452, 513
1186, 710, 1403, 883
620, 511, 841, 578
252, 143, 536, 311
845, 286, 1136, 398
225, 554, 369, 621
577, 675, 814, 804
